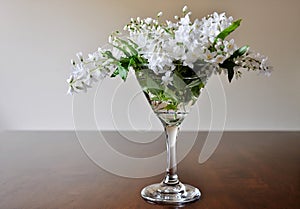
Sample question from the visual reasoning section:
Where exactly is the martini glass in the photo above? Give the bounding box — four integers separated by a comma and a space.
135, 61, 213, 204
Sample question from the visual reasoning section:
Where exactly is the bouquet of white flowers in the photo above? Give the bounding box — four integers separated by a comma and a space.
67, 6, 271, 96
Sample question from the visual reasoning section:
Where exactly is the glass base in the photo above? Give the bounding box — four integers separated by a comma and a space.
141, 182, 201, 205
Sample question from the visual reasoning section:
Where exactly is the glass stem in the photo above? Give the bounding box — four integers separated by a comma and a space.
163, 125, 180, 185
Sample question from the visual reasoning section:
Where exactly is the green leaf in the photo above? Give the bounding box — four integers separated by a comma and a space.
219, 45, 249, 82
118, 65, 128, 81
129, 57, 136, 68
112, 44, 131, 57
111, 68, 119, 77
185, 79, 202, 89
103, 51, 117, 60
150, 96, 161, 101
173, 74, 186, 90
227, 67, 235, 83
164, 88, 178, 103
213, 19, 242, 45
127, 39, 139, 48
146, 88, 163, 96
230, 45, 249, 59
165, 104, 178, 111
190, 81, 205, 98
120, 57, 130, 67
219, 60, 236, 82
146, 76, 161, 90
117, 38, 138, 55
137, 55, 146, 65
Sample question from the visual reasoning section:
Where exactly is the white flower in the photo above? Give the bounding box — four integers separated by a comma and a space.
67, 85, 76, 95
214, 55, 226, 64
87, 53, 96, 62
72, 62, 85, 76
259, 67, 272, 77
80, 82, 92, 93
161, 71, 173, 85
85, 74, 98, 86
183, 47, 203, 68
179, 14, 191, 26
95, 68, 110, 79
144, 17, 152, 24
204, 50, 217, 61
224, 39, 237, 55
132, 33, 148, 48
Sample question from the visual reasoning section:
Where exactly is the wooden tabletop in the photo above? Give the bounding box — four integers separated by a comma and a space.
0, 131, 299, 209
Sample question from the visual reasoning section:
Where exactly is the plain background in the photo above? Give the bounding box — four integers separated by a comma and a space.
0, 0, 299, 131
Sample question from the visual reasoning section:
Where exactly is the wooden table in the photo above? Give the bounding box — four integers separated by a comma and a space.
0, 131, 299, 209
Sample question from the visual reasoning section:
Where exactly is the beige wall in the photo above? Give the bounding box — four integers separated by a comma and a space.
0, 0, 299, 130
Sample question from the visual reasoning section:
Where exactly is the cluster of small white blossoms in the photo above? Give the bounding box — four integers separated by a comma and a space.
67, 47, 121, 94
234, 50, 272, 77
125, 8, 235, 71
67, 6, 271, 94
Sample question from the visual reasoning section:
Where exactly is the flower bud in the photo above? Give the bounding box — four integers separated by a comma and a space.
182, 6, 188, 13
76, 52, 83, 62
108, 35, 113, 43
